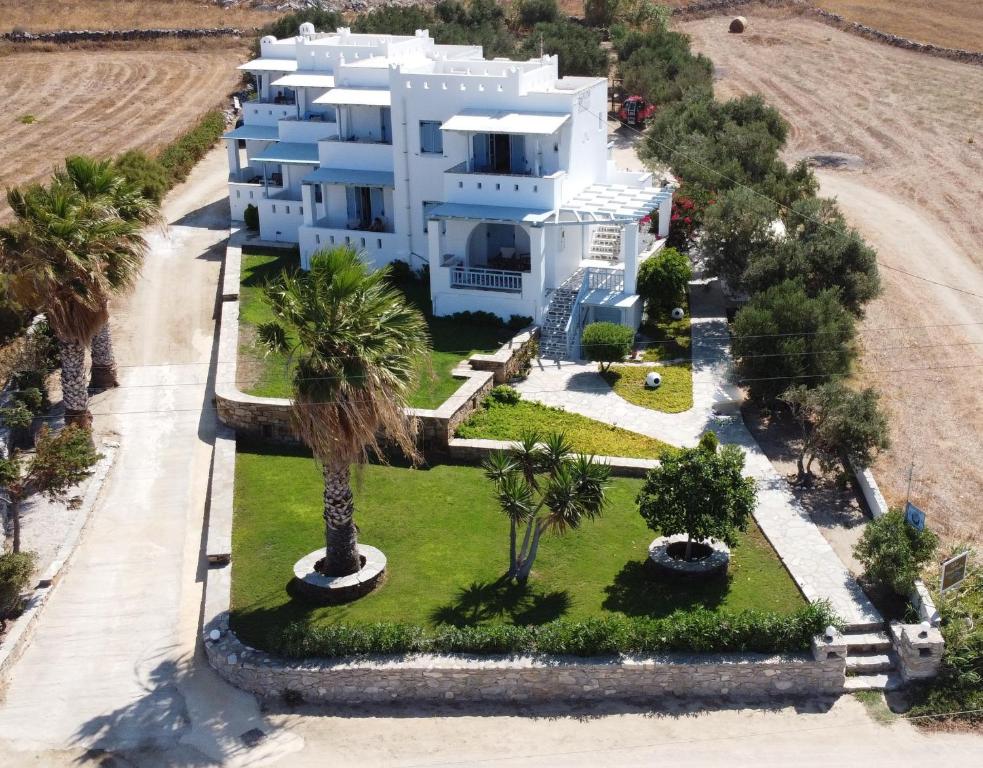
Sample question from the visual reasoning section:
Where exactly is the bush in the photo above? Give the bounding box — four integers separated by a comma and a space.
386, 259, 413, 283
517, 0, 558, 26
446, 310, 505, 327
488, 384, 521, 406
258, 7, 343, 48
243, 204, 259, 232
157, 110, 227, 185
519, 21, 608, 77
272, 602, 836, 658
506, 314, 534, 332
637, 247, 691, 314
0, 551, 37, 626
113, 150, 169, 204
581, 322, 634, 371
853, 510, 939, 596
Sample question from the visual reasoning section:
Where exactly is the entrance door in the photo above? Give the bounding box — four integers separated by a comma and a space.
492, 133, 511, 173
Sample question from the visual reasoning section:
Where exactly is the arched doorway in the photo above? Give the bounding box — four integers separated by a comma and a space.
466, 223, 531, 270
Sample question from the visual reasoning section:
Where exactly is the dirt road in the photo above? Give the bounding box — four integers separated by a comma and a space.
682, 12, 983, 544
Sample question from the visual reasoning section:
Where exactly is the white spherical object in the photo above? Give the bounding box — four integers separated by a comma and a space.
209, 629, 221, 641
645, 371, 662, 389
671, 307, 685, 320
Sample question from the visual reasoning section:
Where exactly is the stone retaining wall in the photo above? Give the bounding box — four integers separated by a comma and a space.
449, 437, 660, 478
2, 28, 245, 43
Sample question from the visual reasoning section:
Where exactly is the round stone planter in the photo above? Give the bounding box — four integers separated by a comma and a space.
292, 544, 387, 604
648, 534, 730, 579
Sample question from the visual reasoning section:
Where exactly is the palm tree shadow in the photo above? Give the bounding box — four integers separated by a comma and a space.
429, 580, 571, 627
602, 559, 730, 617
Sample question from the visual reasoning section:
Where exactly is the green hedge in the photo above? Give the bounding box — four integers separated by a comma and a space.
271, 602, 836, 659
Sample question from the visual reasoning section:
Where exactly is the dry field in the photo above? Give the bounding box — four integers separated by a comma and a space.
680, 10, 983, 545
0, 47, 248, 214
814, 1, 983, 52
0, 0, 277, 32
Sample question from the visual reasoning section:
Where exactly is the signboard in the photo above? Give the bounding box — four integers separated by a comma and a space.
940, 551, 970, 594
905, 502, 926, 531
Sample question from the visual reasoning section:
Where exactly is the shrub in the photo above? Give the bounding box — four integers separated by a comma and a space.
488, 385, 521, 405
506, 314, 534, 331
637, 247, 691, 314
386, 259, 413, 283
519, 21, 608, 77
0, 551, 37, 626
243, 204, 259, 232
853, 510, 939, 596
157, 110, 227, 185
581, 322, 634, 371
446, 310, 505, 327
516, 0, 558, 26
113, 150, 169, 204
271, 602, 836, 658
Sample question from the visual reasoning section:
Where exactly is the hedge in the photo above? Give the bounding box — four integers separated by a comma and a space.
271, 602, 836, 659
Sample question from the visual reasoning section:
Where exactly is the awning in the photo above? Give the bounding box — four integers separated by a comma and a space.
313, 88, 392, 107
221, 124, 280, 142
427, 202, 553, 225
440, 110, 569, 136
560, 183, 674, 222
303, 168, 395, 187
251, 142, 319, 165
272, 72, 336, 89
237, 58, 299, 73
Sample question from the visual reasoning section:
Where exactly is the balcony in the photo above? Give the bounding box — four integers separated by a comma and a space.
318, 136, 394, 172
299, 226, 399, 269
242, 100, 296, 127
277, 116, 338, 144
446, 262, 523, 293
444, 161, 565, 210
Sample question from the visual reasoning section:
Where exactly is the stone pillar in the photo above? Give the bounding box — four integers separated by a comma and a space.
658, 193, 672, 238
811, 627, 847, 663
891, 621, 944, 681
301, 184, 314, 226
528, 226, 547, 320
428, 223, 445, 314
623, 221, 639, 295
226, 139, 240, 179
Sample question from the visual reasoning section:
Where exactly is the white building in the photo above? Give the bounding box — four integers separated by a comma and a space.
225, 24, 674, 358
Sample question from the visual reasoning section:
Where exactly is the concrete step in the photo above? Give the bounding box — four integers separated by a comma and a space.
846, 654, 894, 674
844, 632, 892, 653
843, 620, 886, 634
843, 672, 904, 692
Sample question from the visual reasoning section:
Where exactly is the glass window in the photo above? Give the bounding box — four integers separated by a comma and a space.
420, 120, 443, 154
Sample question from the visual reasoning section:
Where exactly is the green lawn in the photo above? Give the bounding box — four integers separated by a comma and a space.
231, 443, 806, 650
237, 251, 512, 408
639, 309, 691, 363
456, 399, 678, 459
601, 362, 694, 413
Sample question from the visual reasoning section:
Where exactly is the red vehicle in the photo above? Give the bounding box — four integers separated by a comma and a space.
618, 96, 656, 127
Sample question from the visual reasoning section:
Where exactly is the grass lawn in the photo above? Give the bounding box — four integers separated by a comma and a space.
456, 399, 678, 459
237, 251, 512, 408
231, 443, 806, 650
639, 309, 691, 363
601, 362, 693, 413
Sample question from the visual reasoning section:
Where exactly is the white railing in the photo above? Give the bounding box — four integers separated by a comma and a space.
450, 266, 522, 293
564, 273, 591, 359
586, 266, 625, 292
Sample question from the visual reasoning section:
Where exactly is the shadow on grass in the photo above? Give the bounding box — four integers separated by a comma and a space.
240, 247, 300, 288
601, 559, 729, 617
429, 579, 571, 627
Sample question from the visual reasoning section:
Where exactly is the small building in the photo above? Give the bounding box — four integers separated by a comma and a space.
225, 25, 675, 359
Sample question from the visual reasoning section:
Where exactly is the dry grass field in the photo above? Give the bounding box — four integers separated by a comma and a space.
680, 10, 983, 546
0, 0, 277, 32
0, 46, 248, 214
814, 1, 983, 52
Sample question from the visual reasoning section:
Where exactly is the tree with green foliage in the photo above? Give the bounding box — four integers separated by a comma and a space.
732, 280, 856, 402
584, 0, 621, 27
520, 21, 608, 77
259, 7, 343, 44
112, 150, 169, 205
516, 0, 558, 26
637, 432, 757, 560
854, 510, 939, 596
243, 203, 259, 232
637, 246, 691, 314
781, 382, 890, 483
700, 187, 778, 290
0, 551, 37, 630
0, 425, 99, 553
581, 321, 634, 371
259, 247, 431, 577
744, 196, 880, 314
483, 431, 611, 583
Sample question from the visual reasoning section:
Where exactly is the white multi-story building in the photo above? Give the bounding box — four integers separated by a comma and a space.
225, 23, 674, 358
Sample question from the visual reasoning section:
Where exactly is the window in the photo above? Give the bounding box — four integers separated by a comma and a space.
420, 120, 443, 154
272, 204, 277, 213
314, 185, 322, 204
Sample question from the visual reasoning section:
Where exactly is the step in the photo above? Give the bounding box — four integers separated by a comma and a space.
843, 620, 886, 634
844, 631, 892, 653
846, 654, 894, 674
843, 672, 904, 692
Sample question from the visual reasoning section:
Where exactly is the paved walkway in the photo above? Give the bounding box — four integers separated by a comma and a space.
520, 281, 882, 629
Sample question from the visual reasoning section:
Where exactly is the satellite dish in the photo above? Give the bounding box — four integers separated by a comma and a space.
645, 372, 662, 389
671, 307, 685, 320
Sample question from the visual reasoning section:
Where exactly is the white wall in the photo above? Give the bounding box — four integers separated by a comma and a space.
229, 183, 263, 222
258, 197, 306, 242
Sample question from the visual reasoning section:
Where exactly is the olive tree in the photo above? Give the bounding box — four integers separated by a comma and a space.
854, 510, 938, 596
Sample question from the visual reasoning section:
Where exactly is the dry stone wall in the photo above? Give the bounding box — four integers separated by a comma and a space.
2, 28, 245, 43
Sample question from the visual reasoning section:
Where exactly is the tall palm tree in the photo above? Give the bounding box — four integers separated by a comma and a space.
261, 246, 431, 577
56, 155, 161, 388
0, 181, 145, 424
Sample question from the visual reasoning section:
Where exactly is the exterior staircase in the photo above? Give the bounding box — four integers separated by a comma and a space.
539, 269, 586, 360
841, 627, 903, 692
587, 224, 622, 263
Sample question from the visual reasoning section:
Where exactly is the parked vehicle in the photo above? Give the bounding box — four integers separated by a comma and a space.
618, 96, 656, 127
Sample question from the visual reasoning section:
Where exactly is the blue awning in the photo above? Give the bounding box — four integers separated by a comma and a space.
302, 168, 395, 187
222, 124, 280, 142
427, 202, 553, 224
251, 142, 319, 165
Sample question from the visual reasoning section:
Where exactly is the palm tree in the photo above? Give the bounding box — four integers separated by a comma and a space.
56, 155, 161, 388
261, 246, 431, 577
0, 181, 145, 424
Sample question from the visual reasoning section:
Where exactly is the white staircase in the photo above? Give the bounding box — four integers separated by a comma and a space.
539, 269, 585, 360
588, 224, 622, 263
841, 627, 903, 691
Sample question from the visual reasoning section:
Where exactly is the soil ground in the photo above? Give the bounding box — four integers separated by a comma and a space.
0, 1, 277, 32
0, 45, 248, 218
680, 10, 983, 548
813, 1, 983, 52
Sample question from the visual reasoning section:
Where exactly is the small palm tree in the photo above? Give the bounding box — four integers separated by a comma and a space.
0, 181, 145, 424
56, 155, 160, 388
484, 431, 611, 584
261, 247, 431, 577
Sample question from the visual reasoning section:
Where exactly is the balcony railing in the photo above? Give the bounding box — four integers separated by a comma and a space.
446, 160, 535, 177
586, 266, 625, 292
450, 266, 522, 293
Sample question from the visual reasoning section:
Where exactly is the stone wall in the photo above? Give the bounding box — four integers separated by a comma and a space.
449, 437, 660, 478
1, 28, 245, 43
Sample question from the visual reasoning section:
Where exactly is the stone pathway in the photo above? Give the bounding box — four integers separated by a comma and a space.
521, 280, 882, 629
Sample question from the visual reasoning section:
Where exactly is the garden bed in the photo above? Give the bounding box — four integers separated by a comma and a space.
230, 442, 806, 654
